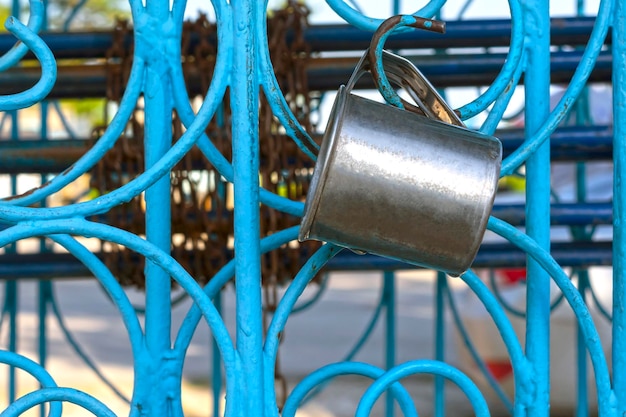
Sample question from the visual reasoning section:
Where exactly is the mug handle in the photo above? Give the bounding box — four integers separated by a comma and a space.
345, 50, 429, 118
365, 15, 465, 127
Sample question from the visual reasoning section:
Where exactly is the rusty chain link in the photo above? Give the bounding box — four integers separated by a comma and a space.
91, 5, 322, 294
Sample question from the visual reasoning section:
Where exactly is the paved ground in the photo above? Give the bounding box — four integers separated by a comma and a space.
0, 268, 598, 416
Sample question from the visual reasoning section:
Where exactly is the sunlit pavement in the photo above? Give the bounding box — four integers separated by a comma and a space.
0, 271, 506, 416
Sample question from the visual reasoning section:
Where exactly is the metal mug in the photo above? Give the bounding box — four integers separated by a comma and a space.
298, 16, 502, 276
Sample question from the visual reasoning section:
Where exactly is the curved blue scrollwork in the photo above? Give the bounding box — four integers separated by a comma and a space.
1, 388, 117, 417
354, 360, 490, 417
282, 362, 419, 417
0, 0, 45, 71
501, 0, 613, 176
487, 216, 613, 414
0, 350, 62, 417
325, 0, 446, 31
0, 16, 56, 111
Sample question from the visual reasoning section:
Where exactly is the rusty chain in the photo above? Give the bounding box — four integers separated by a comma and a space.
91, 5, 322, 294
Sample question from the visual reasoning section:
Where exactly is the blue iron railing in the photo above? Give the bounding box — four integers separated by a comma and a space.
0, 0, 622, 416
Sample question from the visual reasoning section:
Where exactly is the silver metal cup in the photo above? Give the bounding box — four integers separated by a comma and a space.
298, 50, 502, 276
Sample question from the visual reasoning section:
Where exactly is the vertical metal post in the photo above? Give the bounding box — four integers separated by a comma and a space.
38, 281, 52, 417
6, 280, 17, 403
523, 0, 551, 415
232, 1, 263, 415
142, 1, 173, 414
434, 272, 446, 417
6, 114, 18, 406
575, 271, 589, 417
38, 6, 50, 411
612, 0, 626, 413
574, 117, 590, 416
212, 292, 223, 417
392, 0, 401, 15
383, 271, 396, 417
7, 0, 19, 385
6, 112, 17, 403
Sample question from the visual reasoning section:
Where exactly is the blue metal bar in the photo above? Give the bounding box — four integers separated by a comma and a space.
501, 0, 613, 177
590, 283, 613, 323
3, 387, 117, 417
298, 273, 385, 405
456, 0, 524, 120
1, 201, 614, 233
61, 0, 89, 31
51, 101, 78, 140
48, 234, 144, 361
47, 284, 130, 403
212, 291, 223, 417
37, 281, 50, 417
0, 17, 605, 60
0, 0, 45, 72
0, 56, 144, 208
576, 270, 590, 417
174, 227, 298, 366
0, 50, 613, 100
143, 42, 173, 356
612, 0, 626, 413
0, 16, 56, 111
6, 107, 18, 405
264, 244, 341, 413
290, 274, 330, 314
0, 240, 614, 279
456, 0, 475, 19
491, 202, 613, 228
480, 46, 525, 136
233, 1, 262, 415
356, 360, 489, 417
446, 275, 514, 412
283, 362, 418, 417
39, 91, 50, 417
460, 268, 531, 415
0, 350, 61, 416
139, 2, 175, 415
488, 268, 567, 319
0, 219, 237, 374
326, 0, 443, 31
0, 200, 612, 232
6, 280, 17, 404
488, 216, 613, 414
0, 124, 615, 174
258, 18, 317, 160
498, 125, 614, 162
0, 3, 620, 416
383, 271, 395, 417
433, 272, 446, 417
573, 87, 592, 415
523, 0, 551, 415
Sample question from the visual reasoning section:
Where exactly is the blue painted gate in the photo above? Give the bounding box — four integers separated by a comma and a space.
0, 0, 623, 416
